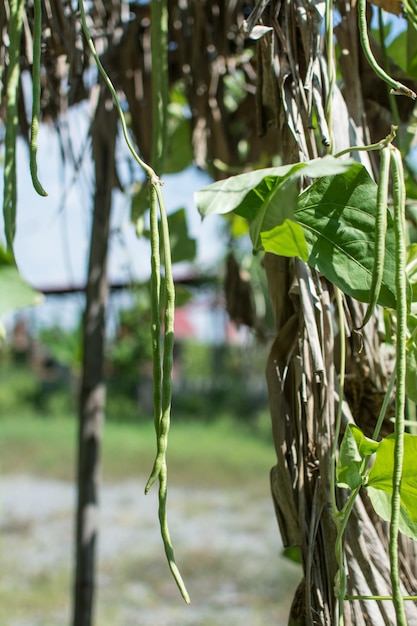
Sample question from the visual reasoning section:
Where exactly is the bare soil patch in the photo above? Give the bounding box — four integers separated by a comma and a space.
0, 475, 300, 625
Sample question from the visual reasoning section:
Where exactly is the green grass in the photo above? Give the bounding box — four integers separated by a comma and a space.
0, 413, 275, 491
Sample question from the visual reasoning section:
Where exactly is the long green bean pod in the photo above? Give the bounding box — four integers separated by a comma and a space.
360, 145, 390, 328
3, 0, 25, 253
30, 0, 47, 196
332, 287, 347, 625
145, 184, 175, 494
78, 0, 189, 603
145, 183, 189, 604
155, 213, 190, 603
146, 183, 162, 491
324, 0, 335, 150
358, 0, 416, 99
389, 146, 407, 626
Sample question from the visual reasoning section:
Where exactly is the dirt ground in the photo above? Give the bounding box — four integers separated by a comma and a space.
0, 475, 301, 626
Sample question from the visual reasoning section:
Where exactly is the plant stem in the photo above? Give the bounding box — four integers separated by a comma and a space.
372, 363, 397, 441
78, 0, 155, 181
334, 126, 397, 159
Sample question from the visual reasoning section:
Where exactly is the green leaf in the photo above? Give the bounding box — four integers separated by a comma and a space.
247, 175, 310, 258
406, 314, 417, 403
230, 214, 250, 238
282, 545, 302, 565
350, 424, 380, 457
336, 424, 379, 490
0, 245, 42, 317
296, 163, 398, 309
130, 182, 149, 223
408, 22, 417, 80
406, 345, 417, 403
387, 30, 408, 75
367, 487, 417, 541
406, 243, 417, 304
166, 208, 196, 264
337, 426, 363, 490
257, 219, 309, 260
367, 433, 417, 537
195, 156, 354, 219
164, 103, 193, 174
195, 156, 353, 261
0, 267, 43, 316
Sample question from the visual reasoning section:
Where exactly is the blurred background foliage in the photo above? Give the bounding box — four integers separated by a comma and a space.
0, 263, 273, 432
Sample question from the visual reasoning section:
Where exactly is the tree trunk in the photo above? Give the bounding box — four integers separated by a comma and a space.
72, 89, 117, 626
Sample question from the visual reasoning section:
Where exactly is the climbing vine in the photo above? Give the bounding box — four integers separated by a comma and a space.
196, 125, 417, 626
195, 4, 417, 623
195, 8, 417, 626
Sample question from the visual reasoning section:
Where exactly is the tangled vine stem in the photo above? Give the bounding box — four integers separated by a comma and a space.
78, 0, 190, 604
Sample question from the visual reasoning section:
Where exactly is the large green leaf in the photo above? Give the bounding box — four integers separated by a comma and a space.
196, 158, 401, 308
367, 433, 417, 538
408, 21, 417, 80
195, 156, 353, 219
195, 156, 353, 261
296, 163, 398, 309
258, 219, 309, 260
248, 176, 309, 259
366, 487, 417, 540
